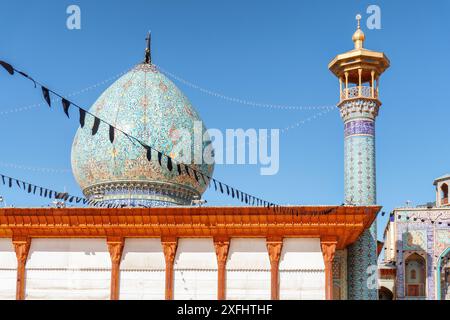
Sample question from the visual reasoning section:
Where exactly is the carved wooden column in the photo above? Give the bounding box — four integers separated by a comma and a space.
162, 238, 177, 300
266, 238, 283, 300
107, 237, 124, 300
12, 237, 30, 300
214, 238, 230, 300
321, 239, 337, 300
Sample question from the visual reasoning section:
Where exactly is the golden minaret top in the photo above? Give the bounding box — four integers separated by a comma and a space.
352, 14, 365, 49
328, 14, 390, 107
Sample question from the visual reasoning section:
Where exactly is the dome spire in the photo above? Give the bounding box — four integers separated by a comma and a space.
144, 31, 152, 64
352, 14, 365, 49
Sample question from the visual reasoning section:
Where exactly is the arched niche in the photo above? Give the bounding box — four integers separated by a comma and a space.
404, 252, 426, 298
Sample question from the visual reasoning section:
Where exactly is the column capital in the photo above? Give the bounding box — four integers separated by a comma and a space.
266, 239, 283, 265
321, 240, 337, 263
107, 238, 124, 264
162, 239, 178, 264
214, 238, 230, 264
12, 237, 30, 263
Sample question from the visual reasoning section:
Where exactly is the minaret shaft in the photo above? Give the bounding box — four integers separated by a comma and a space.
328, 15, 390, 300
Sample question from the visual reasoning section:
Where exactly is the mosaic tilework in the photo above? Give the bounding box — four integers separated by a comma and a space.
342, 99, 378, 300
332, 249, 347, 300
344, 120, 375, 137
343, 134, 376, 205
402, 229, 427, 251
71, 63, 214, 206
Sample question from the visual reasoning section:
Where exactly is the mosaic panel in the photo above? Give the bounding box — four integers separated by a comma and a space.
402, 230, 427, 251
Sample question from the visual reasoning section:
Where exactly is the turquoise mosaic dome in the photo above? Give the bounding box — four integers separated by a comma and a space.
71, 63, 214, 206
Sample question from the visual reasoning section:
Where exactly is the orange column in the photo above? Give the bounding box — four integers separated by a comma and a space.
266, 238, 283, 300
214, 238, 230, 300
162, 238, 177, 300
321, 239, 337, 300
12, 237, 30, 300
107, 237, 124, 300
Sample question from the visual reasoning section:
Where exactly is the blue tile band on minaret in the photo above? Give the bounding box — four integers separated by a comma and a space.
328, 14, 390, 300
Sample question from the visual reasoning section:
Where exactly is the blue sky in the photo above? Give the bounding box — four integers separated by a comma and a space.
0, 0, 449, 240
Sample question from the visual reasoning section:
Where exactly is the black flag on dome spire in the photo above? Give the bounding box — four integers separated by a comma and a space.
144, 31, 151, 64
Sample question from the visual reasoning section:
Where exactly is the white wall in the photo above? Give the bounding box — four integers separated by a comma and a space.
119, 238, 165, 300
0, 239, 17, 300
279, 238, 325, 300
226, 238, 271, 300
174, 238, 217, 300
25, 239, 111, 300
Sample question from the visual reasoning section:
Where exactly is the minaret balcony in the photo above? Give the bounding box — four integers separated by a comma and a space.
340, 86, 378, 102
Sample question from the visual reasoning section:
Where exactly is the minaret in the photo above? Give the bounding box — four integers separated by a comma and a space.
328, 15, 390, 299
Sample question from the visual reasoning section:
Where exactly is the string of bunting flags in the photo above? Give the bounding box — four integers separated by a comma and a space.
0, 171, 87, 205
0, 59, 338, 216
0, 171, 154, 208
384, 211, 450, 226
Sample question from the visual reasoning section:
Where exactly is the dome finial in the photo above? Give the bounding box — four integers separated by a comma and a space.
144, 31, 152, 64
352, 14, 365, 49
356, 14, 362, 29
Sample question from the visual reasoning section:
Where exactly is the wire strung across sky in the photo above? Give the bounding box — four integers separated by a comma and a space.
156, 64, 335, 111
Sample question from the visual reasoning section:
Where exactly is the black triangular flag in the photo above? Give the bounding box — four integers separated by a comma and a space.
184, 165, 190, 176
79, 109, 86, 128
157, 152, 162, 166
109, 125, 115, 143
231, 188, 235, 198
177, 164, 182, 175
33, 186, 37, 194
62, 98, 70, 118
27, 184, 32, 193
68, 196, 74, 203
42, 87, 51, 107
8, 178, 12, 188
213, 179, 217, 191
0, 61, 14, 75
219, 182, 223, 193
167, 157, 173, 171
145, 146, 152, 161
1, 175, 5, 185
226, 185, 230, 195
92, 117, 100, 135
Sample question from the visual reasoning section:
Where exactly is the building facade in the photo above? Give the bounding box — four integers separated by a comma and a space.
0, 18, 386, 300
0, 206, 378, 300
379, 175, 450, 300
